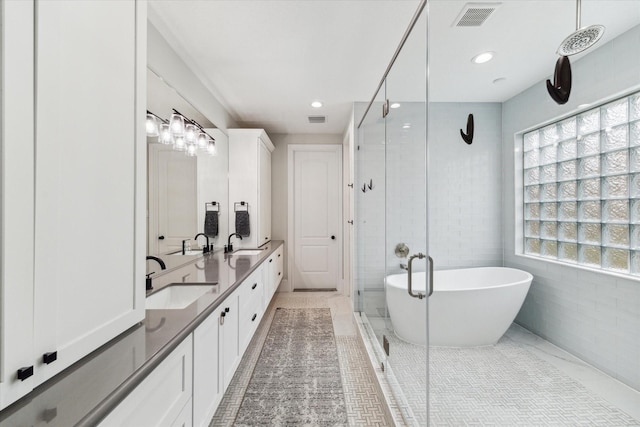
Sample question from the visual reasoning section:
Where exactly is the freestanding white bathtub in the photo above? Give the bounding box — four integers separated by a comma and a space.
385, 267, 533, 347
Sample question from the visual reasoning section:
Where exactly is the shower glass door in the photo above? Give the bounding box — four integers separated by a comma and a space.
383, 7, 428, 425
354, 2, 428, 425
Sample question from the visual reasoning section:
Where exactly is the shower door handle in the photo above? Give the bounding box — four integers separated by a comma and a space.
428, 255, 434, 297
407, 253, 426, 299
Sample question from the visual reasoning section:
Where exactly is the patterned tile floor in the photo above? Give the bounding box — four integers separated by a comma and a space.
210, 292, 393, 426
365, 312, 640, 427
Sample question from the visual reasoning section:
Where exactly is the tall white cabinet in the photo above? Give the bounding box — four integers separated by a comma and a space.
0, 0, 146, 410
228, 129, 274, 248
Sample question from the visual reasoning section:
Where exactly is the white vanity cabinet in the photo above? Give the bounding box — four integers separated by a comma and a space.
0, 0, 146, 410
99, 336, 193, 427
228, 129, 274, 248
238, 267, 265, 354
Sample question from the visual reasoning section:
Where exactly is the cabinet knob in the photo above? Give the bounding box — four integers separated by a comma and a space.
331, 235, 336, 240
269, 259, 273, 263
252, 314, 257, 322
158, 235, 165, 240
225, 307, 230, 313
252, 283, 257, 290
43, 351, 57, 365
278, 272, 281, 276
17, 366, 34, 381
278, 254, 281, 257
265, 237, 269, 240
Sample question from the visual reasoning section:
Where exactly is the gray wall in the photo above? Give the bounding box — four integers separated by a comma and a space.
504, 25, 640, 390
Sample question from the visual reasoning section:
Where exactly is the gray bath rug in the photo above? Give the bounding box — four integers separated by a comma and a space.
233, 308, 348, 426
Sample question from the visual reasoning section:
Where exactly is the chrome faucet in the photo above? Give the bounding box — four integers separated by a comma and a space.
225, 233, 243, 253
145, 256, 167, 291
194, 233, 210, 254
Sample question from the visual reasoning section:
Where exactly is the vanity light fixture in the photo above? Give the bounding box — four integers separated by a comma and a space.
148, 108, 216, 156
311, 101, 323, 108
471, 51, 494, 64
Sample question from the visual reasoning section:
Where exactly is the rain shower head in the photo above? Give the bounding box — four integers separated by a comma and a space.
556, 0, 605, 56
557, 24, 605, 56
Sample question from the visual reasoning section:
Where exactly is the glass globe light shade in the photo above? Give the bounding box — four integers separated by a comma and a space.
146, 113, 159, 137
158, 123, 171, 145
169, 113, 185, 136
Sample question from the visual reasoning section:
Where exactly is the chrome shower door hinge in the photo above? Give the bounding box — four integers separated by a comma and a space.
382, 99, 390, 118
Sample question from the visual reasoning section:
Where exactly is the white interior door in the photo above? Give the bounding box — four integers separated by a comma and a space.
149, 145, 197, 254
289, 145, 342, 290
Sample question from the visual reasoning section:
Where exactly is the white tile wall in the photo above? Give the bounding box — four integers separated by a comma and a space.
429, 103, 503, 270
504, 25, 640, 391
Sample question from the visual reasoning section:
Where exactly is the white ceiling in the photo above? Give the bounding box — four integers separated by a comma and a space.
148, 0, 640, 135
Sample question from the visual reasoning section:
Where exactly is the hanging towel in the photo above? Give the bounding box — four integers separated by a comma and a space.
204, 210, 218, 237
236, 210, 251, 237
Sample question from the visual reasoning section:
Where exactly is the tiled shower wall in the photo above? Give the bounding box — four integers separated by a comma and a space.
429, 103, 503, 269
504, 25, 640, 390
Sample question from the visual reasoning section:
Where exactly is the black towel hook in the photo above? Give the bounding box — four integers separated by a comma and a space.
368, 179, 374, 190
460, 113, 474, 145
546, 56, 572, 105
362, 184, 367, 193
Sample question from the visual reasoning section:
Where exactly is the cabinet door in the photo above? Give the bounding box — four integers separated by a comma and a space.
99, 336, 193, 427
220, 293, 240, 391
33, 0, 145, 384
0, 0, 37, 409
259, 140, 272, 245
193, 306, 222, 427
275, 245, 284, 291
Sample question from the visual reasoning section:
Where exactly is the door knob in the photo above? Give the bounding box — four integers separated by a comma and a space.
331, 235, 336, 240
158, 235, 165, 240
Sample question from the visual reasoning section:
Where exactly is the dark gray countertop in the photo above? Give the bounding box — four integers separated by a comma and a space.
0, 241, 283, 427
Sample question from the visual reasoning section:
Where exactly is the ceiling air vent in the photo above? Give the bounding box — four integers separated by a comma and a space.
308, 116, 326, 124
453, 3, 501, 27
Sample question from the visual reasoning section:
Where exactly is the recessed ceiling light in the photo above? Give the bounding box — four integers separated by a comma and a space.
402, 123, 411, 129
311, 101, 323, 108
390, 103, 401, 109
578, 103, 591, 109
493, 77, 506, 84
471, 51, 494, 64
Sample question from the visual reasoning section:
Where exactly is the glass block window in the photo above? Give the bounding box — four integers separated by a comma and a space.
523, 93, 640, 275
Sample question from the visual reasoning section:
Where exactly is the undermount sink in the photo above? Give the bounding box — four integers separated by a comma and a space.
146, 284, 216, 310
231, 249, 265, 256
170, 250, 204, 256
